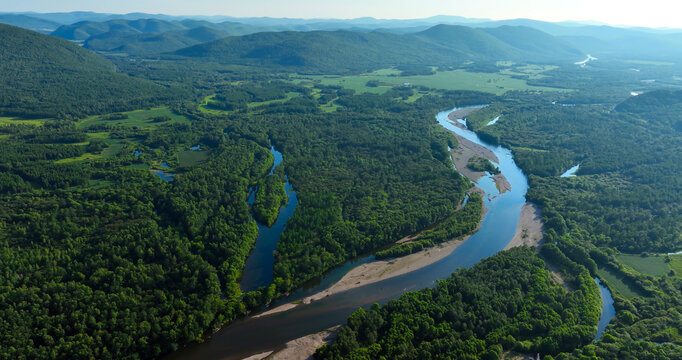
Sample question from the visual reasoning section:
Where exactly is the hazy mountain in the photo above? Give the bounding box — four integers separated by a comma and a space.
0, 14, 61, 33
414, 25, 522, 58
85, 26, 230, 55
174, 25, 582, 73
52, 18, 190, 40
10, 11, 114, 24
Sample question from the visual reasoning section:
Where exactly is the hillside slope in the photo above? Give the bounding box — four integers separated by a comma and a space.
174, 25, 582, 73
85, 26, 229, 55
0, 24, 179, 118
52, 18, 188, 40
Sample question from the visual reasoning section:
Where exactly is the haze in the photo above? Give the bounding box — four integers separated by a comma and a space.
4, 0, 682, 28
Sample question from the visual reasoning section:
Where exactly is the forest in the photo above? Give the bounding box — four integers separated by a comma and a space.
1, 18, 682, 360
316, 247, 600, 359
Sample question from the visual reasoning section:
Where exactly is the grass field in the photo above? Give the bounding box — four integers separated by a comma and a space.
0, 117, 49, 126
617, 254, 670, 277
179, 150, 209, 167
669, 254, 682, 276
101, 143, 124, 158
79, 107, 190, 129
596, 267, 644, 299
625, 60, 675, 66
295, 69, 568, 95
55, 153, 102, 163
199, 92, 302, 114
499, 65, 559, 80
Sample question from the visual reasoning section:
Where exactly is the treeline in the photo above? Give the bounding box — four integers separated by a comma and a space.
376, 193, 483, 259
316, 247, 600, 359
467, 156, 500, 174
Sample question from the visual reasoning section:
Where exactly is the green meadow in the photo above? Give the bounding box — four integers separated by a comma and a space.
295, 68, 567, 95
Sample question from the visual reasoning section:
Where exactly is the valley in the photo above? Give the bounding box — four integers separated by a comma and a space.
1, 9, 682, 360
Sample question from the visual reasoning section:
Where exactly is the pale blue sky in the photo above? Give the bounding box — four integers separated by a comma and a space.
3, 0, 681, 28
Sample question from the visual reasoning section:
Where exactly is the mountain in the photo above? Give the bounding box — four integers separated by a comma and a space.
558, 28, 682, 61
4, 11, 111, 24
0, 14, 61, 33
174, 25, 583, 73
85, 26, 229, 55
414, 24, 523, 59
480, 25, 581, 59
0, 24, 178, 118
52, 18, 189, 40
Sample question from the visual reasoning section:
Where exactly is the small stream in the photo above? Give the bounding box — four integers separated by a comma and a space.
560, 164, 580, 177
240, 146, 299, 293
595, 277, 615, 340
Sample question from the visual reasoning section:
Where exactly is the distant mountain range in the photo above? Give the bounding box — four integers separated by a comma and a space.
174, 25, 582, 73
1, 11, 681, 64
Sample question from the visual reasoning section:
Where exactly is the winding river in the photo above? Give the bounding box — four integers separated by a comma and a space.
241, 146, 299, 293
165, 107, 613, 360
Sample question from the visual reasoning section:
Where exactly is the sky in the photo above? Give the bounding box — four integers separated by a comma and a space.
3, 0, 682, 28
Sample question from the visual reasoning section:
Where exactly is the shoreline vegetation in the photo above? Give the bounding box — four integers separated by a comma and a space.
251, 107, 543, 325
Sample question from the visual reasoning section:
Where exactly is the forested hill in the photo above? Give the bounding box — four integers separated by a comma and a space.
52, 18, 188, 40
615, 90, 682, 132
52, 18, 261, 41
0, 24, 184, 118
84, 26, 229, 55
173, 25, 582, 73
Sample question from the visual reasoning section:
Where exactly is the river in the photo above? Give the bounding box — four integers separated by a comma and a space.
241, 146, 299, 293
164, 107, 613, 359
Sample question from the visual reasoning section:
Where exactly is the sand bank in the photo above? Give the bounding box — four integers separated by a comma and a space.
505, 203, 544, 250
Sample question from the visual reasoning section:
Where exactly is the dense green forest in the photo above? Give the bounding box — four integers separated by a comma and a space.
316, 247, 600, 359
0, 24, 187, 119
2, 18, 682, 360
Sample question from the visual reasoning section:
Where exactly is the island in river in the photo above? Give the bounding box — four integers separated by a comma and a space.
242, 107, 545, 360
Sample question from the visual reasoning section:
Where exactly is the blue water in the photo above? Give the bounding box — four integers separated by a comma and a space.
246, 187, 257, 205
595, 277, 615, 340
447, 146, 457, 170
160, 162, 171, 169
190, 145, 201, 150
487, 116, 500, 126
461, 194, 470, 207
268, 146, 283, 175
151, 169, 175, 182
561, 164, 580, 177
240, 146, 298, 292
134, 150, 143, 157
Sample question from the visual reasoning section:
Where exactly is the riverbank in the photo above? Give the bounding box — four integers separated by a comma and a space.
505, 203, 544, 250
447, 110, 510, 194
447, 106, 486, 123
242, 326, 340, 360
255, 219, 483, 318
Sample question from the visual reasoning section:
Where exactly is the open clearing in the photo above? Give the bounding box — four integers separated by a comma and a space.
0, 117, 50, 126
616, 254, 670, 277
597, 267, 644, 299
79, 107, 189, 129
295, 68, 568, 95
178, 150, 209, 167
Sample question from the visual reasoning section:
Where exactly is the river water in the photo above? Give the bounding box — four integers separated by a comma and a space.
240, 146, 299, 292
165, 107, 613, 359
